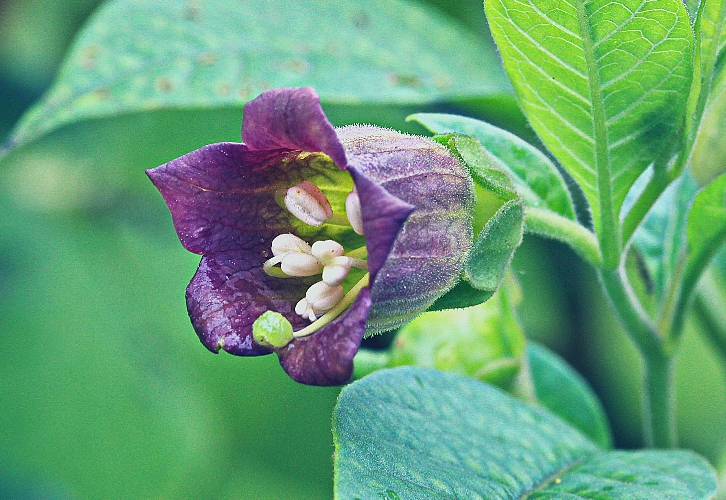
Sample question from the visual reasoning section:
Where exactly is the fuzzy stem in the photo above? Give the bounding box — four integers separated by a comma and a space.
524, 207, 602, 267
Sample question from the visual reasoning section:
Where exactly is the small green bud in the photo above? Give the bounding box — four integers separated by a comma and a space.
252, 311, 294, 348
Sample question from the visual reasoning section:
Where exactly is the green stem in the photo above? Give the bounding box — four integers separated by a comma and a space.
599, 268, 664, 358
523, 207, 602, 267
669, 228, 726, 342
599, 267, 675, 447
642, 352, 677, 448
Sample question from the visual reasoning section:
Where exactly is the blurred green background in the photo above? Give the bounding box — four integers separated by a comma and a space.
0, 0, 724, 498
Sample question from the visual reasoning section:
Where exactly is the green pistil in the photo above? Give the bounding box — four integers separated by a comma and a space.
252, 311, 294, 348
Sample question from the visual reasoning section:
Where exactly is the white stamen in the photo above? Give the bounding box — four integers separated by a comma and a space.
345, 188, 364, 235
271, 233, 312, 256
295, 281, 344, 322
311, 240, 345, 264
284, 181, 333, 226
280, 252, 322, 276
322, 264, 350, 287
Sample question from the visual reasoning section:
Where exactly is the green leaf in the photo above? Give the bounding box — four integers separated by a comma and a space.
409, 112, 575, 219
1, 0, 509, 156
428, 280, 494, 311
333, 367, 717, 499
630, 173, 698, 314
692, 83, 726, 185
694, 0, 726, 95
486, 0, 694, 266
684, 173, 726, 295
528, 342, 612, 449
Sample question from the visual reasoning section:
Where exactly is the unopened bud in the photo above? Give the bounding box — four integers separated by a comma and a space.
345, 188, 364, 235
284, 181, 333, 226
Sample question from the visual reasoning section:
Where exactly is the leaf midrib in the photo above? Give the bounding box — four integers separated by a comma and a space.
519, 455, 590, 499
575, 0, 620, 268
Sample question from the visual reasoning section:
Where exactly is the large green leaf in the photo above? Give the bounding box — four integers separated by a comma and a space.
486, 0, 693, 264
334, 367, 717, 499
0, 0, 509, 156
409, 112, 575, 219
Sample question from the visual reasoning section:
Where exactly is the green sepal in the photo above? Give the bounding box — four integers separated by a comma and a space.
465, 198, 524, 292
436, 133, 524, 295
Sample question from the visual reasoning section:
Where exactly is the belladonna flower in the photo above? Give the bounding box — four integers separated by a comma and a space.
146, 87, 473, 386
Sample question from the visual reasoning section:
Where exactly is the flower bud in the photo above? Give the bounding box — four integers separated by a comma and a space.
284, 180, 333, 226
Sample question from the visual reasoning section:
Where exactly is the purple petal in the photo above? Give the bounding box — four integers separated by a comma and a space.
146, 142, 295, 255
277, 288, 372, 385
348, 167, 414, 282
187, 252, 312, 356
243, 87, 347, 168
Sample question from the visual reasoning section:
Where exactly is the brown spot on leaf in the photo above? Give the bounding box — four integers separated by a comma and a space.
81, 46, 101, 71
184, 2, 201, 21
353, 11, 370, 29
388, 73, 422, 88
218, 83, 232, 95
281, 58, 309, 74
197, 52, 219, 66
156, 78, 173, 92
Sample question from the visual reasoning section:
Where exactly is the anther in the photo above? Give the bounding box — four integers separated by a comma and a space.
271, 233, 311, 255
280, 252, 322, 277
345, 188, 364, 235
295, 281, 344, 322
284, 181, 333, 226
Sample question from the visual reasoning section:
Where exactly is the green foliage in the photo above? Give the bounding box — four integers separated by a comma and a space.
630, 174, 697, 315
528, 343, 612, 449
334, 367, 717, 499
685, 173, 726, 294
0, 0, 509, 156
692, 82, 726, 185
486, 0, 694, 266
409, 113, 575, 219
357, 280, 526, 389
